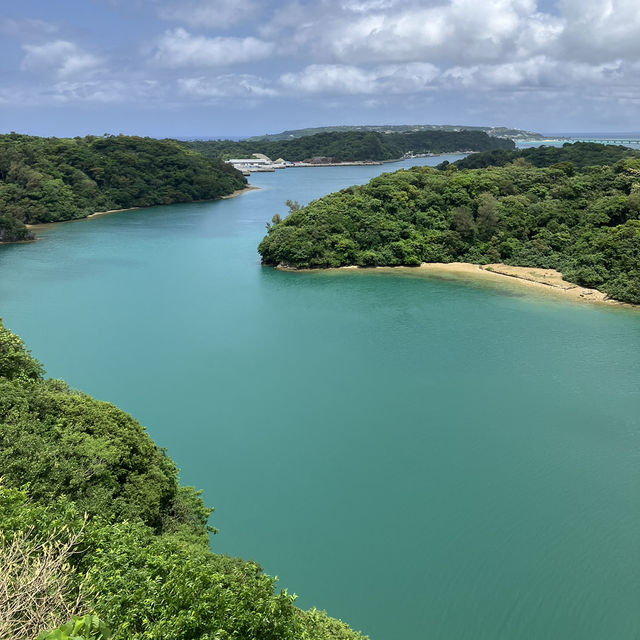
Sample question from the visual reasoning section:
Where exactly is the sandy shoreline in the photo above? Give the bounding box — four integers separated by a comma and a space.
333, 262, 636, 309
25, 184, 259, 229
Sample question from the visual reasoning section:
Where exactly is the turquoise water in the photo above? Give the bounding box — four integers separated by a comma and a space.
1, 155, 639, 639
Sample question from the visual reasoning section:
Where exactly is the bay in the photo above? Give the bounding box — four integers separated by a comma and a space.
1, 155, 639, 640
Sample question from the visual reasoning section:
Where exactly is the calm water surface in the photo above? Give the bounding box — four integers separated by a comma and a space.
1, 156, 639, 640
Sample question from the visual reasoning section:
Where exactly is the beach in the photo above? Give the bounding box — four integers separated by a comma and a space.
372, 262, 635, 308
330, 261, 636, 308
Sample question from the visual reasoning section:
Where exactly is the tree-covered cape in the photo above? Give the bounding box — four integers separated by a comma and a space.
258, 144, 640, 305
0, 319, 367, 640
0, 133, 247, 231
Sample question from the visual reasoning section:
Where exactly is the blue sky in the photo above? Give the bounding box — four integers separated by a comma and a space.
1, 0, 639, 138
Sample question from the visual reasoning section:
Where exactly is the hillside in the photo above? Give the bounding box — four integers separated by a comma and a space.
449, 141, 640, 170
258, 143, 640, 304
245, 124, 543, 142
0, 319, 367, 640
187, 130, 515, 163
0, 134, 247, 234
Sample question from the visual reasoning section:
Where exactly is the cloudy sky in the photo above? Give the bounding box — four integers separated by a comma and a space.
1, 0, 639, 137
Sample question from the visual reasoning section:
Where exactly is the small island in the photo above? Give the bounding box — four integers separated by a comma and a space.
258, 143, 640, 305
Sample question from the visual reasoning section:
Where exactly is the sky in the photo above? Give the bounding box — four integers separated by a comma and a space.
1, 0, 639, 138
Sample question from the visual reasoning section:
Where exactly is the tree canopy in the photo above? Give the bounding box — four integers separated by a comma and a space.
0, 133, 246, 227
258, 144, 640, 304
450, 141, 639, 171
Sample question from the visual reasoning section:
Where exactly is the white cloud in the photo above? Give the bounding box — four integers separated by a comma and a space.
281, 64, 376, 94
6, 0, 640, 121
0, 77, 163, 106
260, 0, 640, 105
280, 62, 438, 95
49, 81, 125, 103
152, 28, 275, 67
21, 41, 102, 79
267, 0, 561, 66
158, 0, 261, 29
0, 18, 57, 37
559, 0, 640, 63
47, 79, 161, 103
341, 0, 400, 12
442, 56, 626, 91
178, 74, 277, 98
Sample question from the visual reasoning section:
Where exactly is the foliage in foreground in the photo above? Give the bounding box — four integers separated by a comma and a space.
0, 320, 367, 640
0, 512, 86, 639
0, 133, 246, 226
258, 143, 640, 304
37, 615, 111, 640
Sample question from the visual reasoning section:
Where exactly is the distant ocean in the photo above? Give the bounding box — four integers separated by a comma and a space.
546, 131, 640, 138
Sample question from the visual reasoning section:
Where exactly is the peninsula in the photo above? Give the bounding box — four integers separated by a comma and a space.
0, 133, 247, 241
258, 143, 640, 305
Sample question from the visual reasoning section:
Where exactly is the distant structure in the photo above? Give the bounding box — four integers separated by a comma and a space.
225, 154, 288, 173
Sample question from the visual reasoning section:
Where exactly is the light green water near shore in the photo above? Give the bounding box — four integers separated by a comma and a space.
1, 156, 639, 639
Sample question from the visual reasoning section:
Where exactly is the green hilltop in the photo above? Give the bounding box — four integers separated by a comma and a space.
0, 133, 247, 242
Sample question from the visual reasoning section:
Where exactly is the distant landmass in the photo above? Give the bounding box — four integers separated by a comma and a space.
245, 124, 544, 142
186, 130, 515, 164
449, 140, 640, 170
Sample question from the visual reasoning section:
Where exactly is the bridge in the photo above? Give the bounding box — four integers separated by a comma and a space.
566, 138, 640, 145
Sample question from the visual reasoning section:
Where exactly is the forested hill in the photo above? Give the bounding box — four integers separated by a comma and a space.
186, 130, 515, 162
0, 318, 367, 640
0, 134, 246, 239
258, 143, 640, 304
449, 141, 640, 170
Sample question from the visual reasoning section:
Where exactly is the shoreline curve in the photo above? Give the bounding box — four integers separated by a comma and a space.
278, 262, 638, 309
25, 184, 260, 230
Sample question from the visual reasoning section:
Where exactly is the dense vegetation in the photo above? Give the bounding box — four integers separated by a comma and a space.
0, 133, 246, 227
187, 130, 515, 163
451, 141, 639, 171
245, 124, 542, 142
0, 320, 367, 640
0, 212, 33, 242
258, 144, 640, 304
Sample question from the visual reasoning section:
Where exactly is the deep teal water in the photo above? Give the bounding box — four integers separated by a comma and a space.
1, 156, 639, 640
